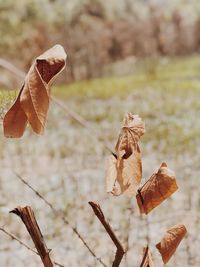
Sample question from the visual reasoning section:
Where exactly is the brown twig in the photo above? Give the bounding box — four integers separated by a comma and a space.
0, 226, 64, 267
89, 201, 125, 267
140, 246, 149, 267
10, 206, 54, 267
139, 246, 155, 267
13, 171, 107, 267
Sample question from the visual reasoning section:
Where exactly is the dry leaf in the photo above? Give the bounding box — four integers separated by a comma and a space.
136, 162, 178, 214
115, 113, 145, 159
156, 224, 187, 264
3, 44, 67, 138
105, 113, 145, 197
140, 246, 155, 267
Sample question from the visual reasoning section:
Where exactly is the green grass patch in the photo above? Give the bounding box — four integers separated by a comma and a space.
53, 55, 200, 100
0, 89, 16, 117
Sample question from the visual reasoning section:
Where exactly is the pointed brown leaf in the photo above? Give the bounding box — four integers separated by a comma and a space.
106, 113, 144, 197
156, 224, 187, 264
3, 44, 67, 138
136, 162, 178, 214
140, 246, 155, 267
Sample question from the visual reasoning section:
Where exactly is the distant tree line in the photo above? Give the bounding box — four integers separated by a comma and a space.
1, 0, 200, 82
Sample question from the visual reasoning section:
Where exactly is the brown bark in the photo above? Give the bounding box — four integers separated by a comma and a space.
10, 206, 54, 267
89, 201, 125, 267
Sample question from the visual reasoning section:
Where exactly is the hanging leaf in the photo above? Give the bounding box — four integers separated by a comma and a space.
140, 246, 155, 267
136, 162, 178, 214
105, 113, 145, 196
3, 44, 67, 138
115, 113, 145, 159
156, 224, 187, 264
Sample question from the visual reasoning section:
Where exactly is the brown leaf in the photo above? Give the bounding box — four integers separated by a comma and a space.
3, 44, 67, 138
140, 246, 155, 267
105, 113, 144, 197
156, 224, 187, 264
115, 113, 145, 159
136, 162, 178, 214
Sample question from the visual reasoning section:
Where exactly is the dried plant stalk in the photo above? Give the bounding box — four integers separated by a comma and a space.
156, 224, 187, 264
140, 246, 155, 267
14, 172, 107, 267
10, 206, 54, 267
136, 162, 178, 214
89, 201, 125, 267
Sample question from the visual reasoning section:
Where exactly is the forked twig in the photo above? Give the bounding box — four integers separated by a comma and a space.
89, 201, 125, 267
10, 206, 54, 267
0, 226, 64, 267
13, 171, 107, 267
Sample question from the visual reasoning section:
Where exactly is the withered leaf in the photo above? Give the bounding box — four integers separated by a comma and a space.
105, 113, 145, 197
136, 162, 178, 214
3, 44, 67, 138
156, 224, 187, 264
140, 246, 155, 267
115, 113, 145, 159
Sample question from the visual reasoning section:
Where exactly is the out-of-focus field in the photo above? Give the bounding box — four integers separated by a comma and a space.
0, 56, 200, 266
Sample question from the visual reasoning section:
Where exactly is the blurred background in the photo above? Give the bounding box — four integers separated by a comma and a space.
0, 0, 200, 266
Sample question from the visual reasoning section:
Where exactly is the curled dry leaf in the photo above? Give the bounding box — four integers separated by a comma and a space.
136, 162, 178, 214
140, 246, 155, 267
156, 224, 187, 264
115, 113, 145, 159
3, 44, 67, 138
105, 113, 145, 197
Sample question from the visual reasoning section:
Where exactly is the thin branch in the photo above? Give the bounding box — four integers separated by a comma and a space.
10, 206, 54, 267
139, 246, 155, 267
0, 58, 25, 79
13, 171, 107, 267
51, 96, 113, 154
0, 226, 64, 267
0, 226, 37, 254
89, 201, 125, 267
139, 246, 149, 267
